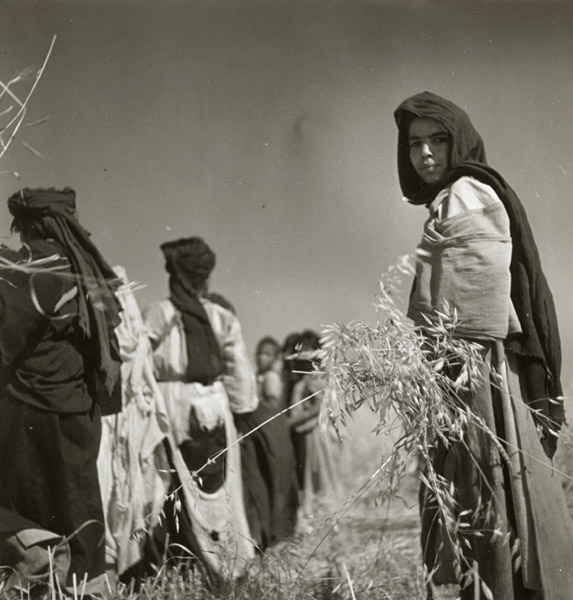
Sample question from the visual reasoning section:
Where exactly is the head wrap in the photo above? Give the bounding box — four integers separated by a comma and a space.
162, 237, 216, 288
394, 93, 564, 454
8, 187, 122, 414
394, 91, 487, 205
161, 237, 223, 385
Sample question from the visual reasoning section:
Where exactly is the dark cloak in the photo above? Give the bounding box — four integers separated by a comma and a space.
8, 187, 122, 414
0, 237, 107, 587
394, 92, 564, 453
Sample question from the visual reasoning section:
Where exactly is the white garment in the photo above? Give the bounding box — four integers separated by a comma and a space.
409, 176, 520, 340
143, 298, 257, 578
97, 267, 171, 575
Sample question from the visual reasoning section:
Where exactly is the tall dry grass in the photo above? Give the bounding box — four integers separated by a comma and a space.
0, 35, 56, 168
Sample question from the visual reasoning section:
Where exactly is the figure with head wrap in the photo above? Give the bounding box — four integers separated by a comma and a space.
0, 188, 122, 597
394, 92, 573, 599
143, 237, 259, 581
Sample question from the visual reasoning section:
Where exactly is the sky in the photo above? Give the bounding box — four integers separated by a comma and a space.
1, 0, 572, 391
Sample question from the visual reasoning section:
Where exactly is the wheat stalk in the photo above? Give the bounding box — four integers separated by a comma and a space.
317, 254, 551, 595
0, 34, 56, 161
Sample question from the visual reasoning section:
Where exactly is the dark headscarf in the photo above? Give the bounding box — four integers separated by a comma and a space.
395, 92, 564, 453
8, 187, 122, 414
161, 237, 223, 385
395, 91, 487, 205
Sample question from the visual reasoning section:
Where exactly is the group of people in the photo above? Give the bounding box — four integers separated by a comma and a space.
0, 90, 572, 600
0, 193, 335, 597
255, 331, 341, 514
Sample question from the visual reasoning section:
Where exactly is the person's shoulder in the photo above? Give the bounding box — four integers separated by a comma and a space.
450, 176, 500, 207
439, 175, 501, 219
142, 298, 174, 326
204, 296, 238, 325
206, 292, 236, 315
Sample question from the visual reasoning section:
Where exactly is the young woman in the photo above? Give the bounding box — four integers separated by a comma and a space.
394, 92, 573, 599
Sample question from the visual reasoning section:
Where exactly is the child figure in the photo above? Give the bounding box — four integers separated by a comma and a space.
286, 330, 341, 513
255, 336, 284, 414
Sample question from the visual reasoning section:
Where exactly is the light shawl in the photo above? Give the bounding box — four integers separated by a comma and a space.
408, 193, 512, 341
394, 92, 564, 451
7, 187, 122, 414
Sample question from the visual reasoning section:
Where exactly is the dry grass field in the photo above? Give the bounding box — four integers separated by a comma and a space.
5, 404, 573, 599
97, 408, 456, 600
97, 404, 573, 600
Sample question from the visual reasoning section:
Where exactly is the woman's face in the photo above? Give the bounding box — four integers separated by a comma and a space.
408, 117, 450, 185
256, 343, 277, 373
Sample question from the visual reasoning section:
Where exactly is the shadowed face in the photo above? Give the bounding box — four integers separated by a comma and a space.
408, 117, 450, 185
256, 342, 278, 373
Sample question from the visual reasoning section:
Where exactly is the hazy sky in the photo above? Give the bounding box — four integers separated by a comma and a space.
1, 0, 572, 388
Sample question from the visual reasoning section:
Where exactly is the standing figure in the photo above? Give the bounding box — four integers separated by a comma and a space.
234, 335, 299, 548
97, 266, 171, 581
143, 237, 258, 581
287, 330, 341, 513
281, 332, 305, 490
394, 92, 573, 599
255, 336, 284, 413
0, 188, 122, 597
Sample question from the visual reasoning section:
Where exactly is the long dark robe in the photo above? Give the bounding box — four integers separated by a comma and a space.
421, 345, 573, 600
234, 405, 299, 550
0, 241, 105, 587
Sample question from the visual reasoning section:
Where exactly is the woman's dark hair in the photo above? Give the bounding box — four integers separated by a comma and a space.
298, 329, 320, 352
281, 332, 300, 357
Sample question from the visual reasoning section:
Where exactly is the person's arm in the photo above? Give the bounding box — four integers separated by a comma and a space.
142, 300, 171, 351
209, 304, 259, 414
288, 375, 322, 429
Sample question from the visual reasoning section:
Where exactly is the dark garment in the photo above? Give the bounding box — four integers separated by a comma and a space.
394, 92, 564, 454
8, 188, 122, 413
434, 164, 563, 442
420, 345, 573, 600
291, 430, 308, 491
169, 277, 224, 385
0, 241, 92, 413
0, 399, 105, 584
0, 240, 107, 586
420, 349, 521, 598
235, 405, 299, 550
179, 410, 227, 494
